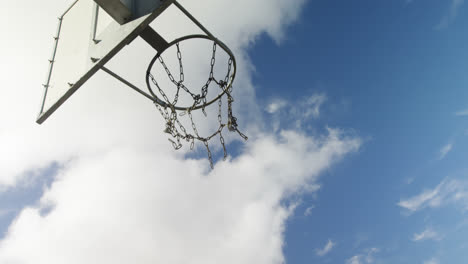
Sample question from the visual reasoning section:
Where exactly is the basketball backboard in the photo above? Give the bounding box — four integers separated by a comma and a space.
37, 0, 175, 124
38, 0, 247, 168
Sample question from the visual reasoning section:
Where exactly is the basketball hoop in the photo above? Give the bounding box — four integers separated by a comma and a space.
146, 34, 247, 168
38, 0, 247, 169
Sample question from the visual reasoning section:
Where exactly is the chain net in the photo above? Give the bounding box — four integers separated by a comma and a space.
147, 39, 247, 168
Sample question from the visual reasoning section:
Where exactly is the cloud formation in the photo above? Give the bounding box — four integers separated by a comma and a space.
398, 179, 468, 212
304, 205, 315, 216
0, 129, 360, 264
302, 94, 327, 119
438, 143, 453, 160
266, 99, 288, 114
346, 248, 379, 264
412, 228, 439, 242
424, 258, 440, 264
0, 0, 362, 264
266, 92, 328, 132
267, 93, 327, 118
316, 239, 336, 256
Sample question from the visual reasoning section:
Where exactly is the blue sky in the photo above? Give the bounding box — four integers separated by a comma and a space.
0, 0, 467, 264
253, 0, 468, 263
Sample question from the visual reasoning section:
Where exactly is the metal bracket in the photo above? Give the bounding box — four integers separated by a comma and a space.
94, 0, 132, 24
139, 26, 169, 52
100, 66, 167, 106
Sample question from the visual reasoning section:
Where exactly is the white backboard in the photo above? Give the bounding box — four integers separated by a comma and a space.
38, 0, 175, 124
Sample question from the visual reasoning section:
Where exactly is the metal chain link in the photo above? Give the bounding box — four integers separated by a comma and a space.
176, 43, 184, 83
148, 73, 171, 104
148, 40, 247, 169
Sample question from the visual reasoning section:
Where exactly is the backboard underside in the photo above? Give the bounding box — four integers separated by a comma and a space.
37, 0, 175, 124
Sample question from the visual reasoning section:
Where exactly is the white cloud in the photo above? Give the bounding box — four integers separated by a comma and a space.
364, 248, 379, 263
303, 93, 327, 119
0, 0, 362, 264
435, 0, 465, 30
347, 255, 363, 264
398, 178, 468, 212
266, 99, 288, 114
438, 143, 453, 160
0, 130, 360, 264
346, 248, 379, 264
0, 0, 309, 188
398, 186, 441, 212
265, 92, 329, 132
304, 205, 315, 216
267, 93, 327, 118
316, 239, 335, 256
455, 108, 468, 116
424, 258, 440, 264
412, 228, 439, 242
289, 93, 327, 128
